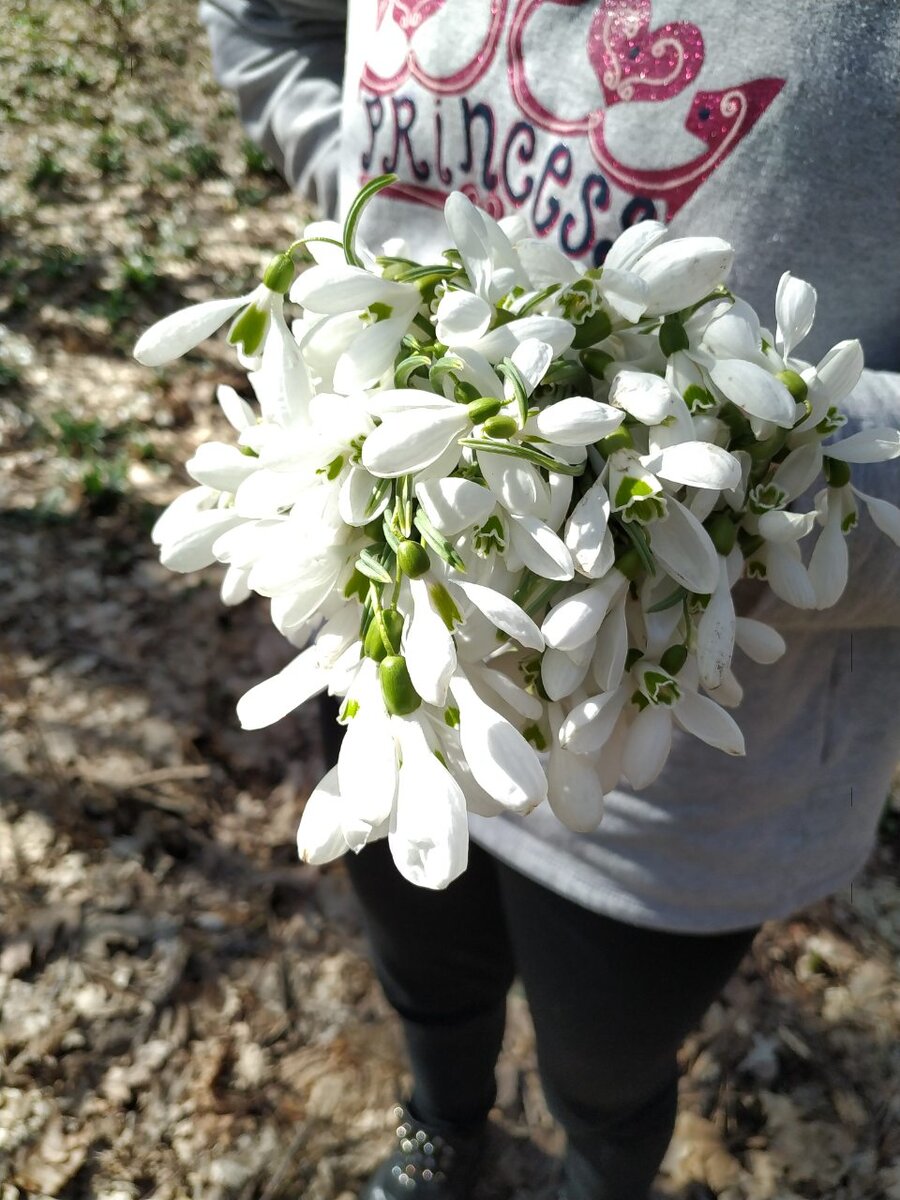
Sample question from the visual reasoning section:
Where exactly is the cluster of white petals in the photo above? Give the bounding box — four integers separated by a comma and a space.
136, 176, 900, 890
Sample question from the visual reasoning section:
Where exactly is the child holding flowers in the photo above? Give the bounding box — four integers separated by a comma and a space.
184, 2, 900, 1196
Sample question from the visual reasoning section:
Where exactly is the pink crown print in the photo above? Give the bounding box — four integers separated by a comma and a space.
509, 0, 785, 219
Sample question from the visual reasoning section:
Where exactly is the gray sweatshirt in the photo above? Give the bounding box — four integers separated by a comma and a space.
200, 0, 900, 931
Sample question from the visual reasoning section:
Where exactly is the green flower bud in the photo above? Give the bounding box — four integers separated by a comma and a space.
579, 348, 614, 379
598, 425, 634, 455
659, 644, 688, 676
823, 456, 851, 489
705, 511, 737, 556
397, 539, 430, 578
659, 315, 689, 357
227, 302, 269, 356
615, 547, 643, 581
262, 252, 295, 294
466, 396, 503, 424
483, 414, 518, 439
454, 379, 481, 405
379, 654, 421, 715
776, 368, 808, 404
571, 308, 612, 350
364, 608, 405, 661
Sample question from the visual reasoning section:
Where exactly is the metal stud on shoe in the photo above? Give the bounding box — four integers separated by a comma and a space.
357, 1104, 486, 1199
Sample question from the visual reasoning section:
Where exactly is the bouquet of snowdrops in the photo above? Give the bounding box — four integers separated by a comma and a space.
136, 175, 900, 890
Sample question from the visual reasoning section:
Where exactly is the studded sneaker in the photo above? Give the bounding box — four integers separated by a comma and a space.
358, 1104, 487, 1199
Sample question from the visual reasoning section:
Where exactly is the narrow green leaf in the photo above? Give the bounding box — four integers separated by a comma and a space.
413, 509, 466, 571
460, 438, 585, 476
343, 173, 398, 268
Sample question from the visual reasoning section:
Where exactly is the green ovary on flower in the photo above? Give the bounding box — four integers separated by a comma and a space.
379, 654, 422, 715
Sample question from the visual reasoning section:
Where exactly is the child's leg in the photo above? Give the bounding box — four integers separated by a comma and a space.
344, 839, 516, 1133
496, 862, 758, 1200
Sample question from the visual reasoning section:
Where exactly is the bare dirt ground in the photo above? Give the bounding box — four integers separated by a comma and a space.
1, 4, 898, 1198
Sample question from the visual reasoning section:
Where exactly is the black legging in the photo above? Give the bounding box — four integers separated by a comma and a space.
343, 839, 758, 1200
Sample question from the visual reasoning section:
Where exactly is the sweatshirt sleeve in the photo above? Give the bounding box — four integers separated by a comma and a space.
198, 0, 347, 217
741, 368, 900, 632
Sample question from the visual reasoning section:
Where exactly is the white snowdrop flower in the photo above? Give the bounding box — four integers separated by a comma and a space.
708, 359, 797, 429
389, 715, 469, 890
534, 396, 624, 446
775, 272, 817, 358
622, 704, 673, 790
565, 478, 615, 579
134, 291, 256, 366
338, 686, 398, 852
291, 263, 421, 391
748, 539, 816, 609
649, 497, 720, 594
808, 488, 850, 610
641, 440, 742, 493
695, 555, 736, 689
631, 237, 734, 317
450, 578, 544, 650
403, 577, 457, 706
151, 487, 244, 574
297, 767, 351, 866
541, 640, 595, 702
450, 670, 548, 814
734, 618, 787, 665
609, 370, 679, 426
849, 487, 900, 546
822, 426, 900, 464
541, 571, 628, 653
236, 643, 330, 731
560, 684, 630, 756
547, 705, 605, 833
591, 598, 630, 692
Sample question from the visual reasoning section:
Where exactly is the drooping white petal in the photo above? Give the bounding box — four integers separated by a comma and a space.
734, 618, 787, 664
451, 671, 547, 814
535, 396, 624, 445
775, 273, 817, 357
565, 479, 615, 579
508, 513, 575, 580
478, 451, 550, 519
757, 508, 817, 543
334, 310, 415, 392
134, 292, 253, 365
250, 308, 314, 428
703, 299, 765, 363
509, 337, 554, 396
708, 359, 796, 428
339, 466, 390, 526
853, 489, 900, 546
560, 686, 630, 755
338, 707, 398, 851
763, 541, 816, 608
473, 665, 543, 720
186, 442, 260, 491
290, 264, 416, 314
297, 767, 351, 865
405, 578, 457, 705
604, 220, 668, 271
217, 384, 255, 430
453, 579, 544, 650
158, 509, 244, 572
592, 601, 629, 693
673, 690, 745, 755
824, 427, 900, 463
609, 370, 677, 425
236, 645, 328, 730
808, 492, 849, 609
220, 563, 252, 606
415, 476, 496, 535
516, 238, 582, 288
540, 644, 593, 701
476, 315, 574, 362
548, 744, 605, 833
435, 289, 493, 345
542, 573, 626, 652
598, 267, 648, 323
633, 237, 734, 317
645, 441, 742, 492
362, 407, 468, 477
389, 717, 468, 890
814, 339, 864, 405
696, 556, 735, 688
771, 443, 823, 501
622, 705, 673, 789
649, 497, 720, 594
